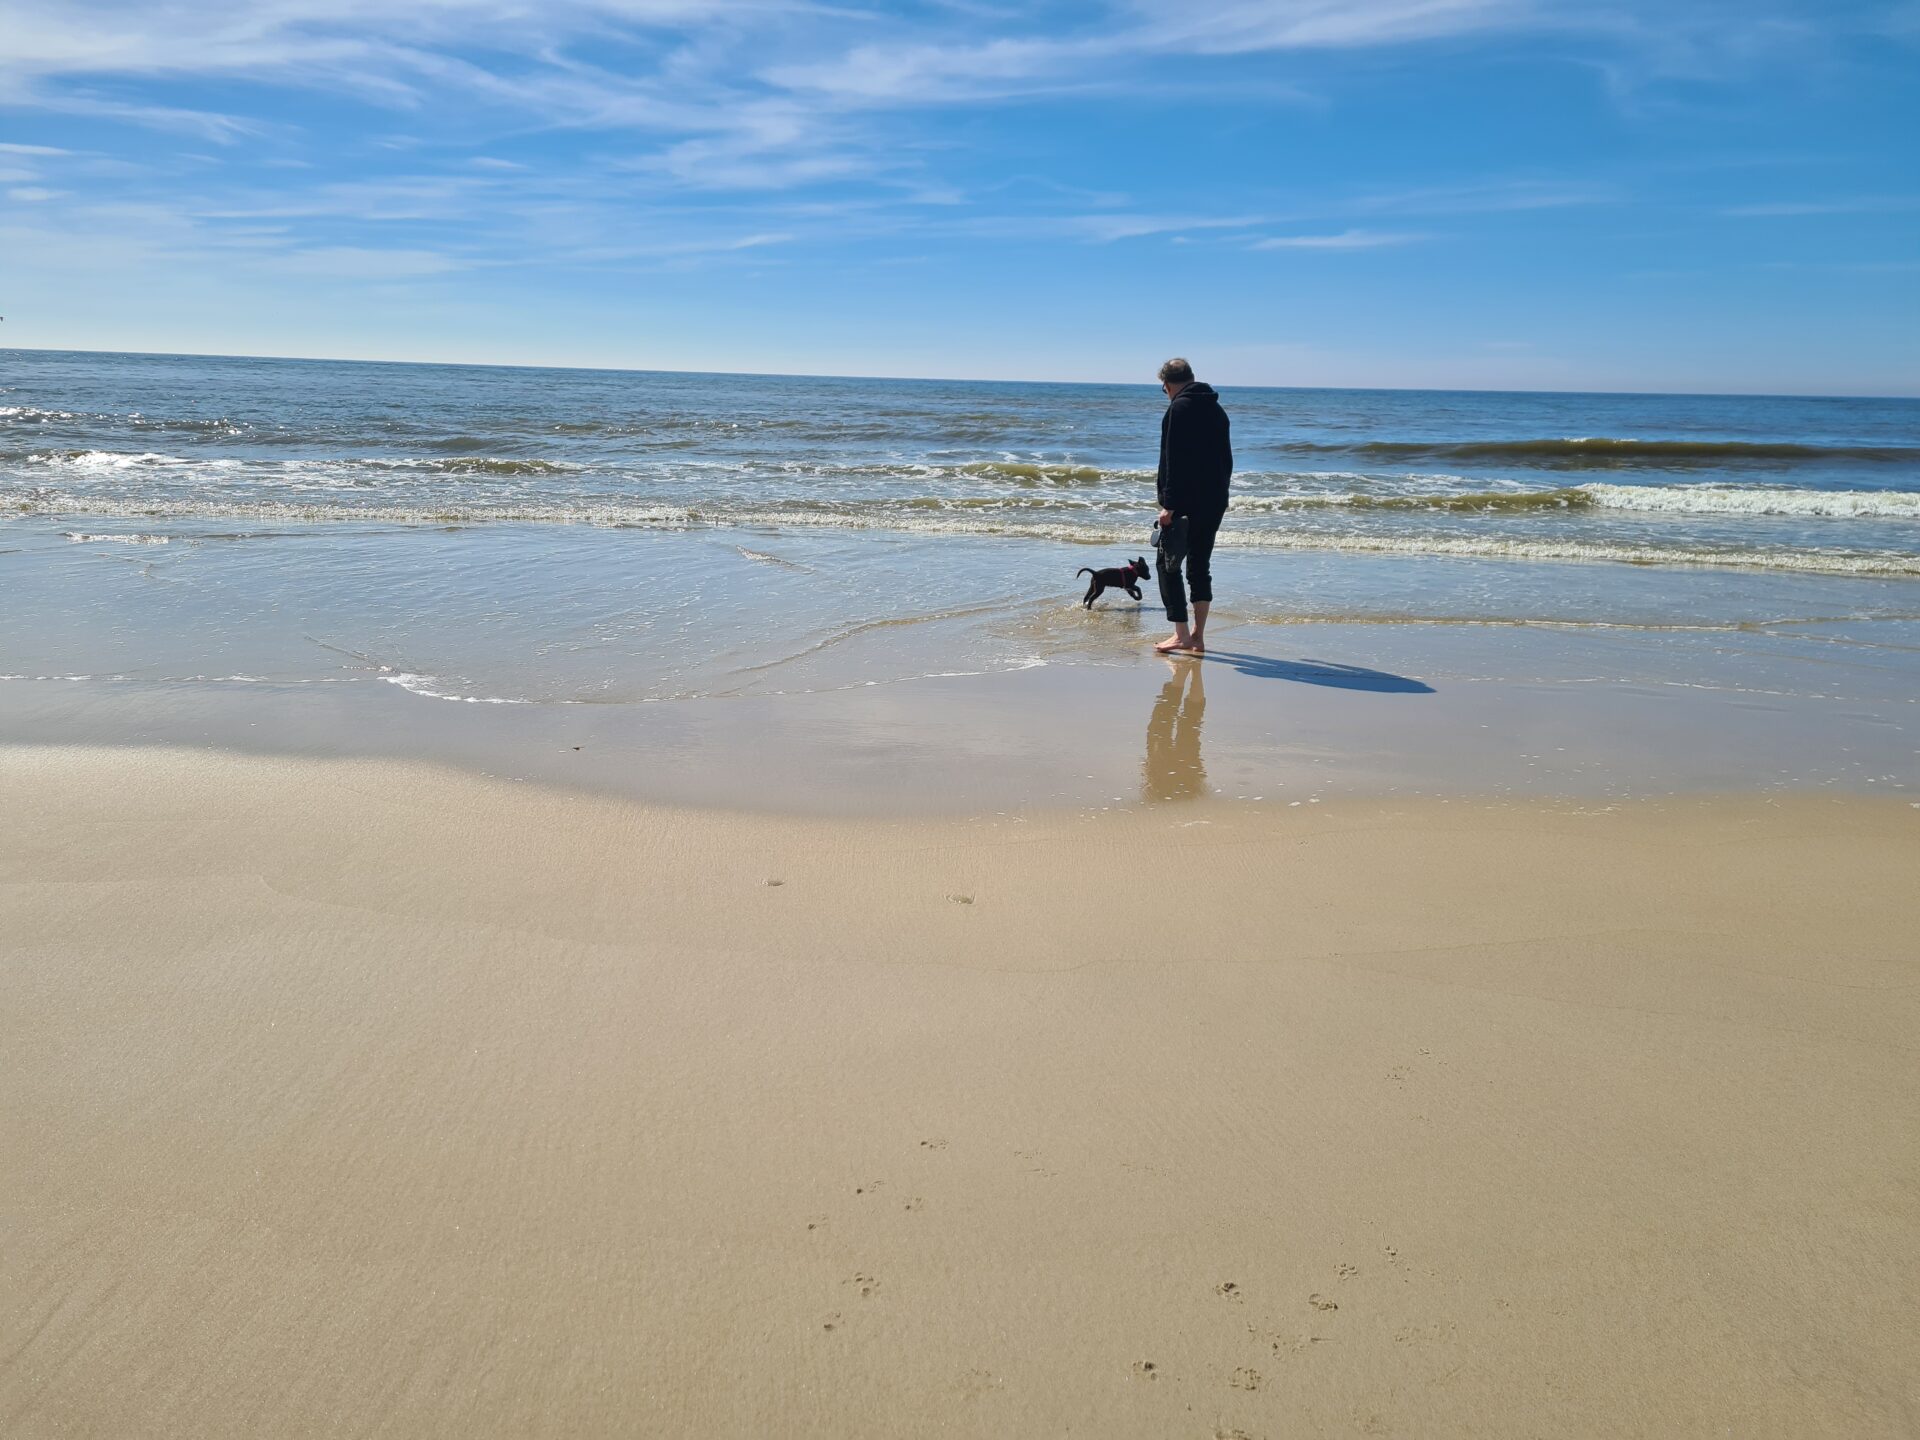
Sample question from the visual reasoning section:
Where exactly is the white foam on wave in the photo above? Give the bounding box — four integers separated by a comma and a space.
11, 488, 1920, 579
63, 531, 169, 544
29, 449, 185, 471
9, 489, 699, 529
1229, 530, 1920, 577
381, 673, 533, 704
1582, 483, 1920, 519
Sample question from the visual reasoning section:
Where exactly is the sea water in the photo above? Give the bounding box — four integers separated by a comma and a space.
4, 348, 1918, 726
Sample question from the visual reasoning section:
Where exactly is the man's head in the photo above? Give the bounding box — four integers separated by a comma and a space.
1157, 356, 1194, 398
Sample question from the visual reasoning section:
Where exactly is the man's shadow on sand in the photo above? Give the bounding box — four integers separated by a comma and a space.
1195, 649, 1435, 693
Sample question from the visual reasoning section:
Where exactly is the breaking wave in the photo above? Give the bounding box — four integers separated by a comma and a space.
1235, 483, 1920, 519
1581, 483, 1920, 519
1281, 437, 1920, 469
10, 488, 1919, 578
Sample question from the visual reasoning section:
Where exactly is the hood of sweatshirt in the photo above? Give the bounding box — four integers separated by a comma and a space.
1169, 381, 1219, 410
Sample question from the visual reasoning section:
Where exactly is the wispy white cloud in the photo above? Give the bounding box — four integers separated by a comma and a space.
551, 230, 795, 264
17, 91, 262, 142
950, 211, 1266, 244
0, 0, 1564, 195
765, 0, 1527, 107
1344, 179, 1621, 216
269, 245, 468, 279
1251, 228, 1422, 250
765, 36, 1091, 105
1127, 0, 1528, 55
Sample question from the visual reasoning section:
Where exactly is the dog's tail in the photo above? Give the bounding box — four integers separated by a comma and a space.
1076, 567, 1094, 578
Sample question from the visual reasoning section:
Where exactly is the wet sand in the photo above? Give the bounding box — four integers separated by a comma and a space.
5, 745, 1917, 1438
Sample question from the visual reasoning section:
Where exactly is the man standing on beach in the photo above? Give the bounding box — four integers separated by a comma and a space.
1152, 357, 1232, 655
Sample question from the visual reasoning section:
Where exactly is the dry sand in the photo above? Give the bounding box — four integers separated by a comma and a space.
4, 745, 1917, 1438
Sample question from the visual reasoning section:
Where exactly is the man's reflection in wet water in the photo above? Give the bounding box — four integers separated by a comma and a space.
1143, 659, 1207, 802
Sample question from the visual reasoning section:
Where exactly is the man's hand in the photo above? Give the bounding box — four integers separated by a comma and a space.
1158, 508, 1174, 528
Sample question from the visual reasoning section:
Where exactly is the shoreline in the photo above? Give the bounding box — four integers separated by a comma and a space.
1, 617, 1912, 816
6, 745, 1918, 1437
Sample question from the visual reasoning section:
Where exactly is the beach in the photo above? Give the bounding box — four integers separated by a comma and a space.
6, 746, 1918, 1438
6, 353, 1920, 1436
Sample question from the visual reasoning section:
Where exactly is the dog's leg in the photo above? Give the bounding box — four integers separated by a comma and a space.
1126, 584, 1142, 601
1084, 580, 1101, 609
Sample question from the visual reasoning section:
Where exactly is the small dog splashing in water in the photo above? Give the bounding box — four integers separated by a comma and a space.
1078, 557, 1151, 609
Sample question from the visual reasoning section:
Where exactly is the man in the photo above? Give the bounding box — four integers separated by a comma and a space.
1151, 357, 1232, 655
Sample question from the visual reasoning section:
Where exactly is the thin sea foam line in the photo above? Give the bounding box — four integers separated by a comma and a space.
380, 673, 535, 704
9, 491, 1920, 578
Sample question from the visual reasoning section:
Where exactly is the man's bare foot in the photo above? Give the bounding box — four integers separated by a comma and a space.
1155, 633, 1201, 654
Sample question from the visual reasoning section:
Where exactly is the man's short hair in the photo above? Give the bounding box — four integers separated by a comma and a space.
1157, 357, 1195, 385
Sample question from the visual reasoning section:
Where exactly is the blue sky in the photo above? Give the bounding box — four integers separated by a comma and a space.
2, 0, 1916, 393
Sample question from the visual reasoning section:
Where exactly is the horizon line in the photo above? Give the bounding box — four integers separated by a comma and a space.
3, 344, 1916, 404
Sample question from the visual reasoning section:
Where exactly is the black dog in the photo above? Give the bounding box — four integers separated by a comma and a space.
1078, 556, 1151, 609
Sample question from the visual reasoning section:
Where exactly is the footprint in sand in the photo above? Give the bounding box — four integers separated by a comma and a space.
903, 1196, 924, 1212
1216, 1281, 1244, 1302
956, 1368, 999, 1398
1308, 1294, 1339, 1312
820, 1311, 842, 1332
1229, 1367, 1262, 1391
1335, 1262, 1358, 1278
805, 1215, 828, 1232
846, 1273, 880, 1298
919, 1138, 948, 1151
1215, 1429, 1260, 1440
948, 893, 974, 905
1271, 1333, 1328, 1356
1131, 1360, 1160, 1380
853, 1181, 884, 1196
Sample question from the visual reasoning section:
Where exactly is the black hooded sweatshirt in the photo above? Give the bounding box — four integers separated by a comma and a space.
1155, 381, 1232, 518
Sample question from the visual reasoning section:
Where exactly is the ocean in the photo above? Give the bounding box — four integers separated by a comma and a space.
8, 349, 1919, 572
4, 349, 1919, 762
